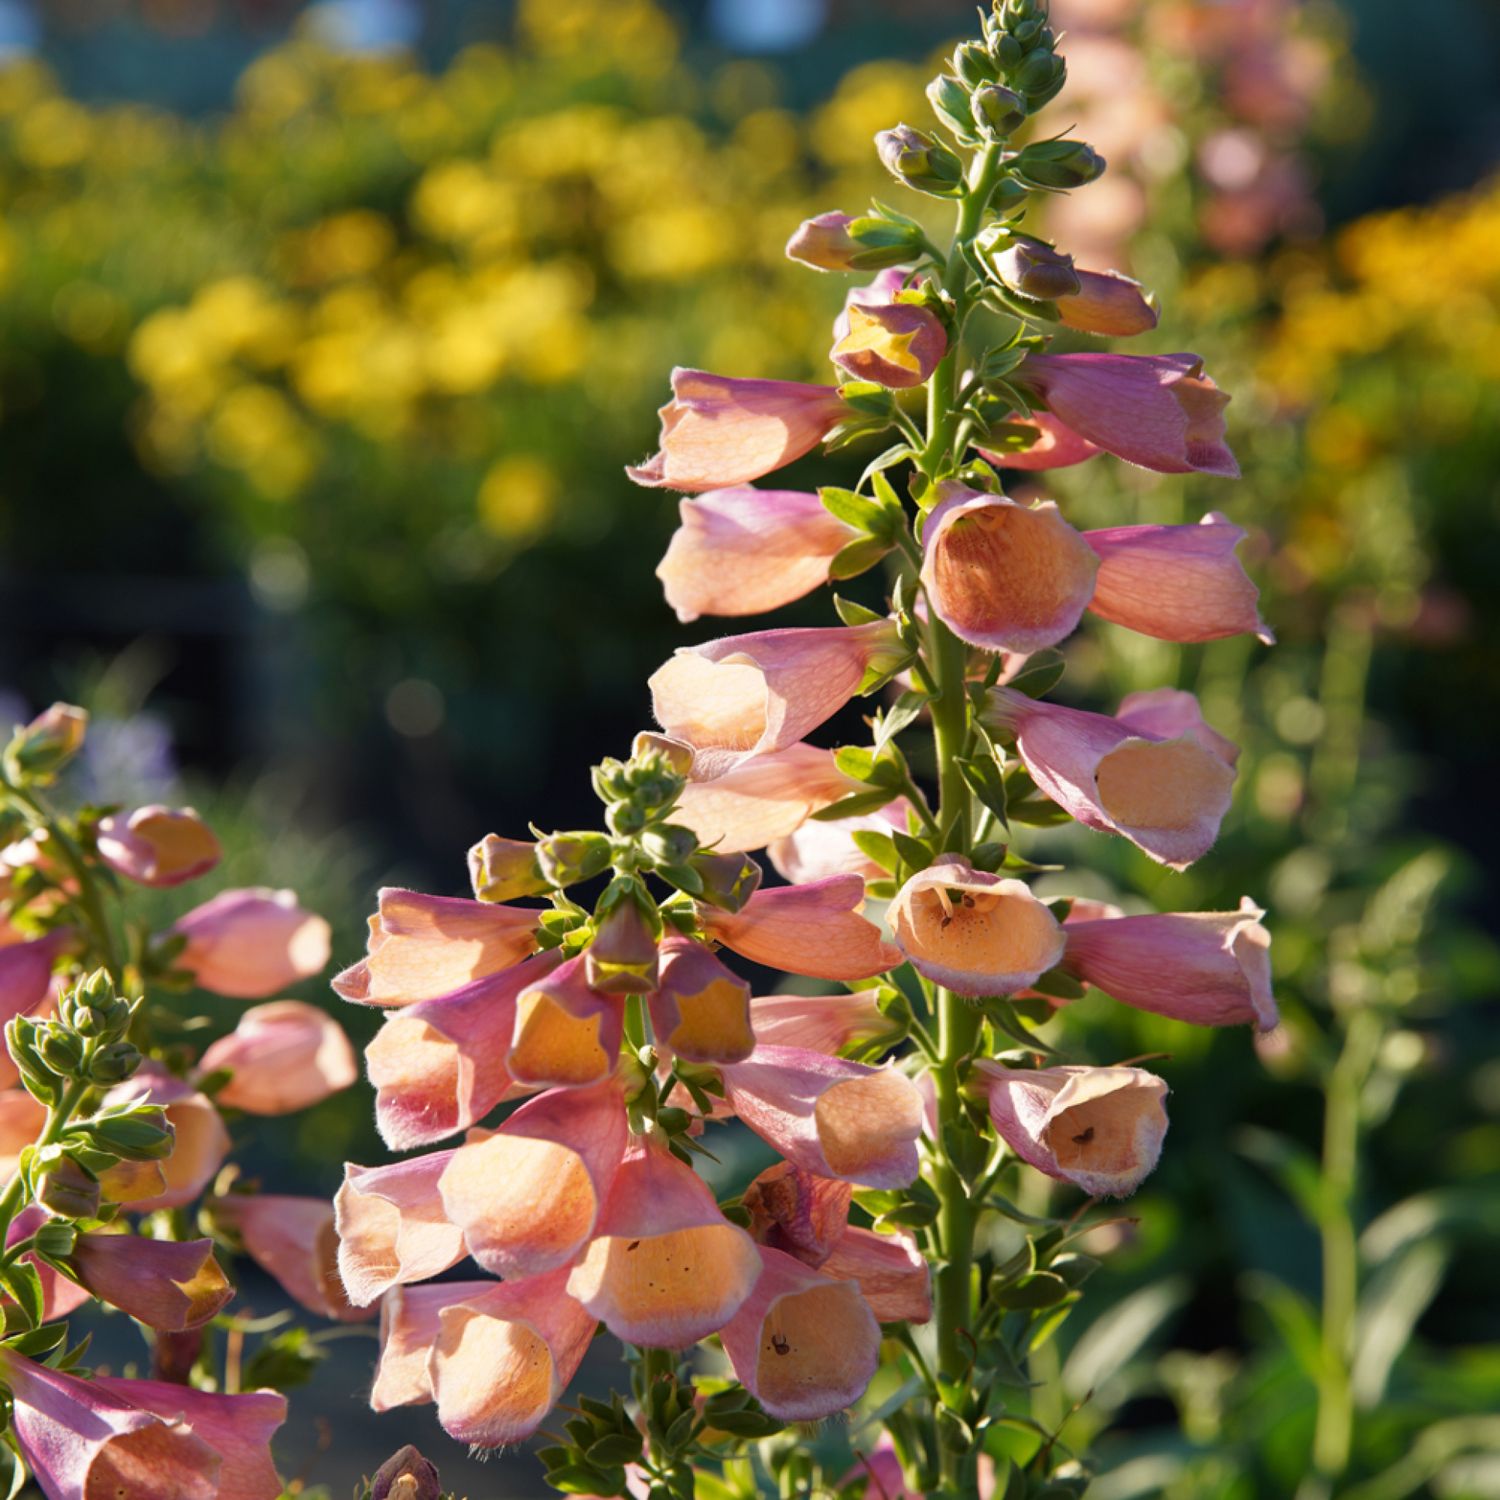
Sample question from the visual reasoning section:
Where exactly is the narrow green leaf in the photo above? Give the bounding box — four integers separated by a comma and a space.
834, 594, 885, 627
851, 830, 899, 873
810, 789, 896, 822
1005, 649, 1067, 699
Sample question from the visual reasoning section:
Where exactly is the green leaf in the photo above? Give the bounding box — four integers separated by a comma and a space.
810, 789, 896, 822
1353, 1241, 1448, 1409
1028, 966, 1087, 1001
1005, 649, 1067, 699
851, 830, 899, 873
587, 1433, 645, 1468
820, 486, 889, 535
1062, 1276, 1190, 1399
993, 1272, 1072, 1310
833, 594, 885, 627
891, 831, 933, 873
834, 746, 877, 782
0, 1263, 44, 1330
873, 690, 928, 753
2, 1321, 67, 1358
957, 755, 1009, 830
858, 443, 916, 493
1007, 798, 1073, 829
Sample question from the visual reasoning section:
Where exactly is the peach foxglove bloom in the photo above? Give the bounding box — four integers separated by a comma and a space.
467, 834, 548, 902
1084, 514, 1274, 644
700, 874, 901, 981
657, 488, 858, 624
719, 1246, 880, 1421
976, 1063, 1169, 1198
673, 743, 858, 853
214, 1193, 371, 1322
832, 267, 912, 341
103, 1067, 230, 1212
90, 1378, 287, 1500
722, 1046, 923, 1188
979, 410, 1101, 471
648, 940, 754, 1064
0, 928, 70, 1024
767, 800, 908, 886
628, 369, 847, 492
336, 1149, 467, 1307
565, 1136, 763, 1348
1058, 268, 1160, 336
508, 956, 623, 1089
832, 302, 947, 389
985, 686, 1238, 869
1016, 352, 1239, 477
888, 860, 1066, 996
920, 485, 1101, 655
785, 211, 916, 273
171, 887, 331, 1000
95, 805, 221, 888
332, 888, 539, 1007
198, 1000, 357, 1115
373, 1280, 488, 1412
428, 1269, 597, 1448
821, 1226, 931, 1323
437, 1080, 627, 1280
747, 989, 886, 1055
0, 1088, 46, 1178
743, 1161, 853, 1264
1063, 897, 1278, 1029
650, 622, 904, 781
363, 952, 557, 1149
68, 1231, 232, 1331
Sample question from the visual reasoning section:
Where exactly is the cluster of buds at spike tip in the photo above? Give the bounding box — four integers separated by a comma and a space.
1, 702, 88, 786
6, 969, 141, 1103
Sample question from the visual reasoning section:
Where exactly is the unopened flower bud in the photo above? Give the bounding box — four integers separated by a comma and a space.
467, 834, 549, 902
371, 1446, 442, 1500
636, 825, 695, 869
32, 1218, 78, 1259
1014, 139, 1104, 191
972, 83, 1028, 138
606, 802, 647, 837
786, 212, 862, 272
88, 1040, 142, 1085
4, 703, 88, 783
876, 124, 965, 196
983, 232, 1081, 301
95, 805, 221, 888
691, 851, 764, 914
926, 74, 976, 139
631, 733, 694, 778
954, 41, 998, 87
832, 302, 948, 390
535, 831, 613, 888
84, 1105, 175, 1162
585, 887, 661, 995
38, 1026, 85, 1078
37, 1157, 101, 1220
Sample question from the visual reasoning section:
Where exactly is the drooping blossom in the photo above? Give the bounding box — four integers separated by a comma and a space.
1015, 352, 1239, 477
67, 1230, 232, 1331
718, 1246, 881, 1421
920, 485, 1100, 654
198, 1000, 357, 1115
831, 302, 947, 389
976, 1063, 1169, 1198
647, 940, 754, 1064
649, 623, 904, 781
700, 875, 901, 981
1063, 897, 1278, 1029
888, 860, 1066, 996
1058, 268, 1160, 336
332, 888, 539, 1007
466, 834, 549, 903
656, 488, 858, 623
362, 951, 558, 1150
437, 1081, 627, 1281
767, 799, 909, 886
565, 1136, 763, 1348
171, 887, 330, 1000
103, 1066, 230, 1212
747, 989, 887, 1056
508, 956, 623, 1090
335, 1150, 467, 1307
979, 410, 1102, 471
0, 929, 71, 1025
94, 805, 221, 888
627, 369, 848, 492
985, 686, 1238, 869
722, 1047, 923, 1188
785, 210, 862, 271
213, 1193, 371, 1322
673, 744, 859, 853
1084, 513, 1274, 643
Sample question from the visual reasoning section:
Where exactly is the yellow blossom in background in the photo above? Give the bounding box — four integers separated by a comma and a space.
478, 455, 558, 541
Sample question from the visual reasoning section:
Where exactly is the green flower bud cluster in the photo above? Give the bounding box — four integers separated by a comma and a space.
5, 971, 142, 1106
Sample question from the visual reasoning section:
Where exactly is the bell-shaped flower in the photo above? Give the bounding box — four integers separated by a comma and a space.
508, 956, 623, 1090
832, 267, 909, 341
565, 1136, 763, 1348
67, 1230, 232, 1331
428, 1269, 597, 1448
718, 1246, 880, 1421
332, 888, 539, 1007
700, 874, 900, 982
888, 860, 1066, 997
1058, 268, 1160, 337
1084, 513, 1274, 644
976, 1062, 1169, 1198
1016, 352, 1239, 477
673, 744, 858, 853
920, 486, 1100, 654
747, 989, 886, 1055
213, 1192, 371, 1322
437, 1080, 627, 1281
198, 1000, 356, 1115
335, 1149, 467, 1307
648, 940, 754, 1065
170, 887, 331, 1000
373, 1280, 486, 1412
584, 894, 660, 996
95, 805, 221, 888
657, 487, 858, 624
979, 410, 1101, 471
786, 211, 911, 273
90, 1378, 287, 1500
0, 928, 71, 1025
650, 622, 904, 781
831, 301, 947, 389
627, 369, 848, 492
767, 800, 908, 886
743, 1161, 852, 1264
821, 1225, 931, 1323
985, 687, 1238, 870
722, 1047, 922, 1188
467, 834, 549, 903
1063, 897, 1278, 1030
363, 952, 557, 1149
103, 1067, 230, 1212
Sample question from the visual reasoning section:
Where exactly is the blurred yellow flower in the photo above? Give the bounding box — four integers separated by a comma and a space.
478, 455, 558, 540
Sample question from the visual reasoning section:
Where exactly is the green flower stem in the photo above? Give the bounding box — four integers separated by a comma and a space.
0, 1073, 92, 1246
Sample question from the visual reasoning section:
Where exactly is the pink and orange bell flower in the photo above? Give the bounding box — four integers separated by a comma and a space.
673, 743, 859, 853
94, 805, 221, 888
213, 1192, 370, 1323
198, 999, 356, 1115
171, 887, 331, 999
